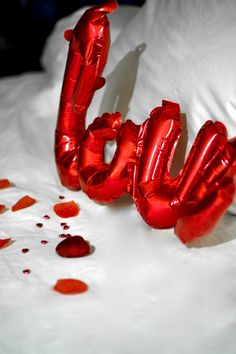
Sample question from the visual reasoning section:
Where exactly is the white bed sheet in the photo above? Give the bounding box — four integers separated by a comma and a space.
0, 4, 236, 354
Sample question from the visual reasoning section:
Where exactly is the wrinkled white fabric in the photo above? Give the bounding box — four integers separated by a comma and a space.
0, 3, 236, 354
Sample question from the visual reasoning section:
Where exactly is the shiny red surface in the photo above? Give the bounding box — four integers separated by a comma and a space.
55, 1, 236, 242
78, 113, 139, 203
132, 101, 236, 242
55, 0, 118, 190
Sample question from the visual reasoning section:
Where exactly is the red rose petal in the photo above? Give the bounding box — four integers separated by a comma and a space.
0, 238, 12, 249
56, 235, 90, 258
53, 278, 88, 295
0, 204, 6, 214
41, 240, 49, 244
43, 215, 50, 220
0, 179, 11, 189
53, 200, 80, 218
63, 225, 70, 230
59, 233, 72, 238
22, 269, 31, 274
12, 195, 36, 212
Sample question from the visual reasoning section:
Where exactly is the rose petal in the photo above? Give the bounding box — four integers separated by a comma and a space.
53, 200, 80, 218
0, 238, 12, 249
0, 179, 11, 189
56, 235, 90, 258
53, 278, 88, 295
22, 269, 31, 275
12, 195, 36, 212
0, 204, 6, 214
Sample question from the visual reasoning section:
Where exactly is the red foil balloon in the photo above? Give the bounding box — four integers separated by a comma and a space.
78, 113, 139, 203
55, 0, 118, 190
132, 101, 182, 229
132, 101, 236, 242
55, 1, 236, 242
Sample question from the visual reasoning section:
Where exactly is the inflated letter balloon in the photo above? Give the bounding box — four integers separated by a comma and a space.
132, 101, 236, 242
55, 0, 118, 190
55, 1, 236, 243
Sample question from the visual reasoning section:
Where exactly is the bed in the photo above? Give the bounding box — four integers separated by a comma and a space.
0, 1, 236, 353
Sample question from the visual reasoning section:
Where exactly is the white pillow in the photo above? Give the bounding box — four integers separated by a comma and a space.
100, 0, 236, 148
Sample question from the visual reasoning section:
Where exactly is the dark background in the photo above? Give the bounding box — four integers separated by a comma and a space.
0, 0, 145, 77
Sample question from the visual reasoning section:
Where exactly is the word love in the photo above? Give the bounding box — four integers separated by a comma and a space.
55, 0, 236, 243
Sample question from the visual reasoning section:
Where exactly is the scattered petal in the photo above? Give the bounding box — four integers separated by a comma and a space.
43, 215, 50, 220
59, 195, 65, 199
56, 235, 90, 258
12, 195, 36, 212
0, 179, 11, 189
36, 223, 43, 228
41, 240, 48, 244
0, 204, 6, 214
53, 200, 80, 218
53, 278, 88, 295
59, 233, 72, 238
0, 238, 12, 249
63, 225, 70, 230
22, 248, 29, 253
22, 269, 31, 274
